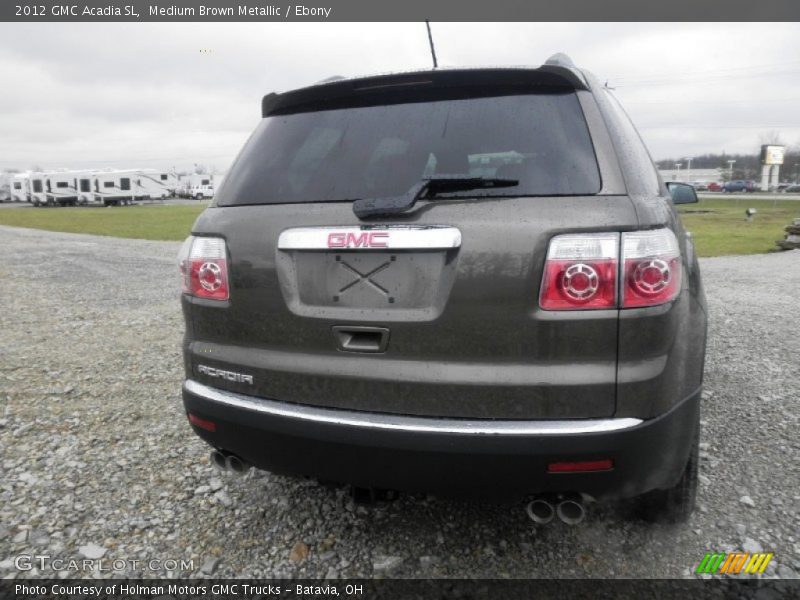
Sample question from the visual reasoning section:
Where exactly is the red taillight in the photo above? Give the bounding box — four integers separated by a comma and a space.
178, 236, 229, 301
187, 412, 216, 432
539, 233, 619, 310
548, 459, 613, 473
540, 229, 681, 310
621, 230, 681, 308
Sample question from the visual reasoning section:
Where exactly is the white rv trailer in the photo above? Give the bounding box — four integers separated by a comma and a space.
134, 169, 177, 200
0, 173, 11, 202
9, 173, 31, 202
59, 171, 95, 205
76, 172, 94, 205
91, 170, 137, 206
29, 173, 47, 206
43, 171, 80, 206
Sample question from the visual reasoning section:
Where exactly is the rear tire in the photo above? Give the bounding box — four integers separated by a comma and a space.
636, 428, 699, 523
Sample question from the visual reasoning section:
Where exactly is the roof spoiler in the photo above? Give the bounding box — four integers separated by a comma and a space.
262, 60, 589, 118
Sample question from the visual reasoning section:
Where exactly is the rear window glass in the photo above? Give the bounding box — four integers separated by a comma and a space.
218, 91, 600, 206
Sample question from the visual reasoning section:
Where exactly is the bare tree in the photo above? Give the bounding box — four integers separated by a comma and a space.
759, 130, 785, 146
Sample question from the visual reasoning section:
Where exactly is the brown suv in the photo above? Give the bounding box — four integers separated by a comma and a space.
179, 54, 707, 523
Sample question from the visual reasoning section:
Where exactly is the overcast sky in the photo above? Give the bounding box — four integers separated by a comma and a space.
1, 22, 799, 173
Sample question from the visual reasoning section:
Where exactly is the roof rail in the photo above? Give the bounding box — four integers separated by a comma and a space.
544, 53, 575, 68
316, 75, 346, 84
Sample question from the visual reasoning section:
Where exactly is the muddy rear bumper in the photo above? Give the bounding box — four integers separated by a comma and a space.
182, 380, 700, 501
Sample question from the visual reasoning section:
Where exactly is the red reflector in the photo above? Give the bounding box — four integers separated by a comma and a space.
188, 412, 216, 432
548, 459, 613, 473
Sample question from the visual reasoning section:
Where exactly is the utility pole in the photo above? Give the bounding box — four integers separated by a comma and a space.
727, 159, 736, 181
685, 157, 693, 182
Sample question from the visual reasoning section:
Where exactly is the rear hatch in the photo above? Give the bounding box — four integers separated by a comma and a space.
187, 69, 637, 419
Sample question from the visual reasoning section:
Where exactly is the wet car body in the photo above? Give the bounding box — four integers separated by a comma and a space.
180, 55, 707, 518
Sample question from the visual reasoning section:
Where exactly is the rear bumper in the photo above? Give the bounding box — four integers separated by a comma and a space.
182, 380, 700, 501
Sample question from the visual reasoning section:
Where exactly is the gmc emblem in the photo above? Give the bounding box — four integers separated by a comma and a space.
327, 231, 389, 248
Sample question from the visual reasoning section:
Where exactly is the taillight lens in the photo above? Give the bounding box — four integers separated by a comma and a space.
539, 233, 619, 310
178, 236, 229, 301
621, 229, 681, 308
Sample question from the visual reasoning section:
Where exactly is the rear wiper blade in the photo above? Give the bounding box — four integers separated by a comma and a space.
353, 174, 519, 219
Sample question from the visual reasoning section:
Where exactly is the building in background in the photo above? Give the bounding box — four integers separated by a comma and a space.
658, 168, 722, 186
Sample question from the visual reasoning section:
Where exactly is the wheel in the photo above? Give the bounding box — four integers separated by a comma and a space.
33, 200, 40, 207
195, 193, 204, 200
635, 427, 699, 523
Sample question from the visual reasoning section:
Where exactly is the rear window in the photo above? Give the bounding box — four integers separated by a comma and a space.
218, 91, 600, 206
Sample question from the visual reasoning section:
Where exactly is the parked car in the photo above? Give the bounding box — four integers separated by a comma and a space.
190, 184, 214, 200
723, 180, 756, 193
691, 181, 708, 191
178, 54, 707, 523
786, 184, 800, 193
706, 182, 723, 192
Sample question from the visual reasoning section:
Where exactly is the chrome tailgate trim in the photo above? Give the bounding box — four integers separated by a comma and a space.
278, 225, 462, 250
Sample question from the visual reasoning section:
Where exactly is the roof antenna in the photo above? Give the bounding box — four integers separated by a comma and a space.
425, 20, 438, 69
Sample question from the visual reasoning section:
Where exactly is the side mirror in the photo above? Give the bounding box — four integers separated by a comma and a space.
666, 182, 698, 204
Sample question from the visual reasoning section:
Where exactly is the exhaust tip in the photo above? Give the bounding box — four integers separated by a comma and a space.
525, 498, 555, 524
225, 454, 249, 475
210, 450, 227, 471
556, 499, 586, 525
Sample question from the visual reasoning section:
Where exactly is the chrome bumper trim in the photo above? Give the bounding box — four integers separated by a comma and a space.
184, 380, 643, 435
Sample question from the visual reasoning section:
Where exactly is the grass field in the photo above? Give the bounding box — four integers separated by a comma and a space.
0, 198, 798, 256
679, 196, 800, 257
0, 204, 205, 241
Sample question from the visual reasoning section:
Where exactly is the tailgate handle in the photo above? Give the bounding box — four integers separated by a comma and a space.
332, 326, 390, 353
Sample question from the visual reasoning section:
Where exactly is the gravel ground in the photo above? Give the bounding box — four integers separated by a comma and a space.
1, 224, 798, 580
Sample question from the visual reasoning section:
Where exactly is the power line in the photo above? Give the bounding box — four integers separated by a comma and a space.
610, 58, 800, 84
615, 68, 800, 88
625, 97, 800, 106
640, 124, 800, 130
